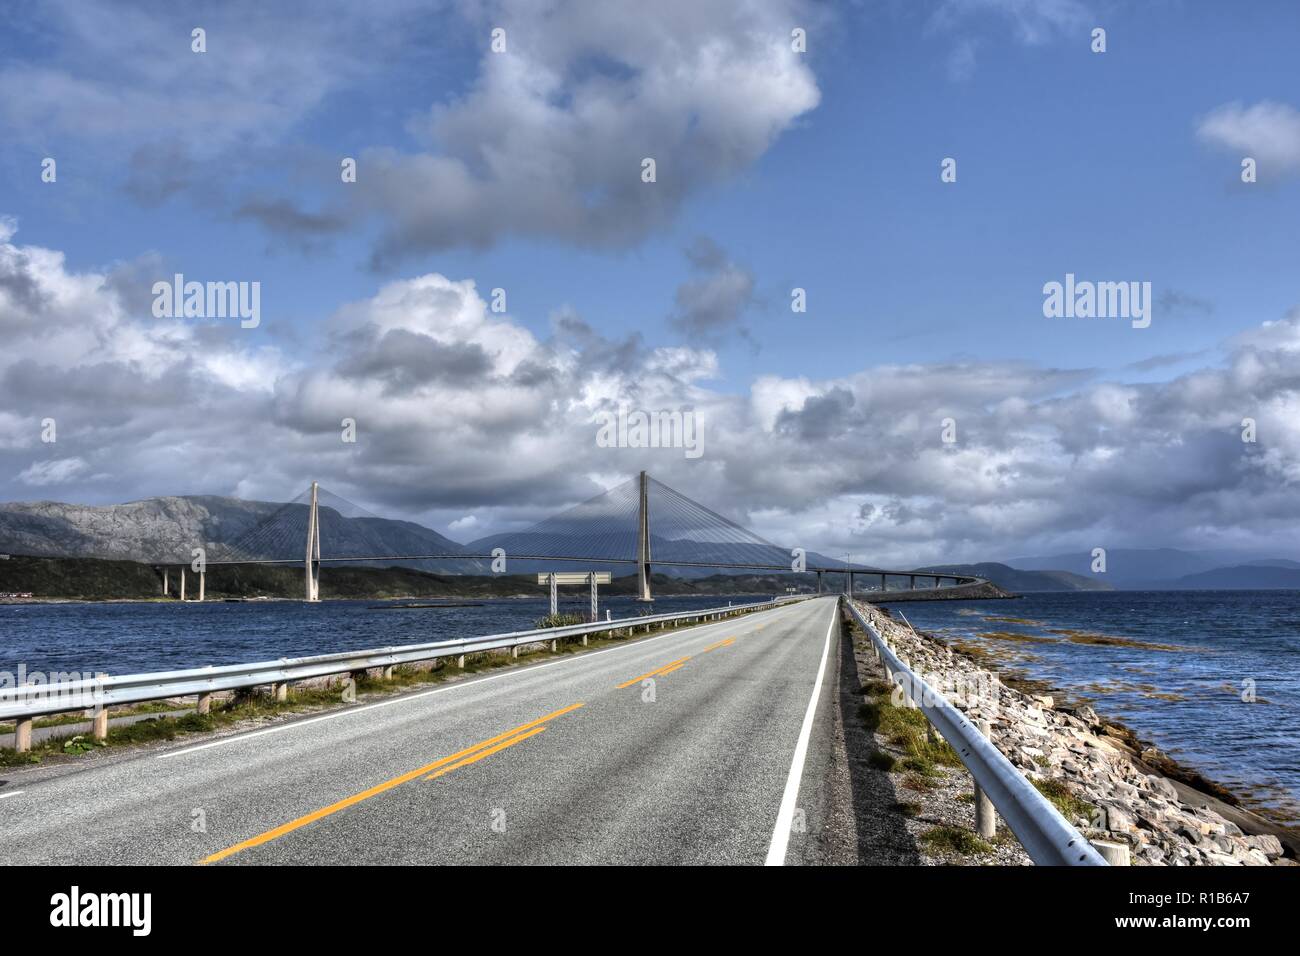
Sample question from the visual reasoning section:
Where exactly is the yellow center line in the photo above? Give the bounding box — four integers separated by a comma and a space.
703, 637, 735, 652
200, 702, 583, 864
615, 656, 691, 689
425, 724, 547, 780
657, 661, 689, 676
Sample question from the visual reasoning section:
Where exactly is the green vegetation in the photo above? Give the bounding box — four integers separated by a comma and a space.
1032, 778, 1095, 821
857, 674, 962, 777
534, 612, 587, 629
891, 800, 922, 818
919, 825, 993, 856
868, 750, 898, 771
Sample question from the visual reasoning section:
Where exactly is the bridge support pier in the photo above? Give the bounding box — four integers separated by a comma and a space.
198, 570, 205, 602
305, 481, 321, 603
909, 574, 916, 590
880, 572, 887, 595
635, 470, 653, 603
180, 567, 186, 602
162, 568, 169, 597
549, 573, 558, 616
590, 572, 598, 623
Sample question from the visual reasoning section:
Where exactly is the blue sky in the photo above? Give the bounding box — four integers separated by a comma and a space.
2, 1, 1299, 564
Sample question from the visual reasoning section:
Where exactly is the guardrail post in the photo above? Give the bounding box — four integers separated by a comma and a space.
973, 718, 997, 840
550, 639, 557, 652
92, 708, 109, 741
273, 682, 288, 702
381, 665, 395, 679
14, 717, 33, 752
1092, 840, 1129, 866
196, 692, 212, 715
457, 654, 466, 669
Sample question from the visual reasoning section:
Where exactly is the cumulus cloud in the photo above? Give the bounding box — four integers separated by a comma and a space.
4, 222, 1300, 565
1197, 100, 1300, 176
669, 238, 758, 344
352, 0, 819, 265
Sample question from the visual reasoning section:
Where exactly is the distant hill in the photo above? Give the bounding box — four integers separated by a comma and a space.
1172, 565, 1300, 590
0, 553, 817, 601
918, 562, 1112, 592
0, 495, 475, 570
1004, 547, 1300, 589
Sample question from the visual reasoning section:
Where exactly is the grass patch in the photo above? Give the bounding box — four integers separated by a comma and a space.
919, 825, 993, 856
901, 773, 936, 793
1032, 778, 1095, 821
533, 612, 587, 629
892, 800, 922, 818
868, 750, 898, 771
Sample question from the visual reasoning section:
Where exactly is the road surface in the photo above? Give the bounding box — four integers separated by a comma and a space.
0, 596, 872, 865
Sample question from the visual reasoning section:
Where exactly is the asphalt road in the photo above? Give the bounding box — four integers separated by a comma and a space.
0, 596, 850, 865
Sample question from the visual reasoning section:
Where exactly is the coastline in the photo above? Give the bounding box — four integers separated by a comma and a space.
859, 600, 1295, 864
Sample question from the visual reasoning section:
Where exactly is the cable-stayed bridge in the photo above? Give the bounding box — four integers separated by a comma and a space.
158, 472, 983, 602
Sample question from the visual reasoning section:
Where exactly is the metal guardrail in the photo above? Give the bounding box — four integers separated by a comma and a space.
0, 596, 806, 724
843, 599, 1106, 866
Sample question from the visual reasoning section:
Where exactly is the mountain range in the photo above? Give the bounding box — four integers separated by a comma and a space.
4, 496, 1300, 591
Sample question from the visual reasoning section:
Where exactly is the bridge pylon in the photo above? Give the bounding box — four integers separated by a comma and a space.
305, 481, 321, 602
636, 470, 653, 602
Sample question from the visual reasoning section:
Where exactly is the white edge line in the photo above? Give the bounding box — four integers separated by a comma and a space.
157, 599, 816, 760
0, 790, 24, 801
765, 600, 836, 866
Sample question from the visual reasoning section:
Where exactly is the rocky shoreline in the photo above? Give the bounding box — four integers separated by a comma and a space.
854, 599, 1295, 866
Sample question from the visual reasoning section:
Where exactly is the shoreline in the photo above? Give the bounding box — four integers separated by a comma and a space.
874, 604, 1299, 860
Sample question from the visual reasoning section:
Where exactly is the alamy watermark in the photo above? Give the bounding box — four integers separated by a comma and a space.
152, 273, 260, 328
595, 405, 703, 459
1043, 273, 1151, 329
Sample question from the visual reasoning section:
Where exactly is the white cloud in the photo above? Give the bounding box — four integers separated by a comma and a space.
1197, 100, 1300, 175
18, 457, 88, 487
5, 222, 1300, 565
351, 0, 820, 263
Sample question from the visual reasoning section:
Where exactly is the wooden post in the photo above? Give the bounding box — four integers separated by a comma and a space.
92, 708, 109, 741
15, 717, 33, 752
196, 692, 212, 715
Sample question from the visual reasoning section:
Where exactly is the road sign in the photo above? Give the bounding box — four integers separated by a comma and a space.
536, 572, 612, 585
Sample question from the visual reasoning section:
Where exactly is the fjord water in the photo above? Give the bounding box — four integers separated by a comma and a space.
3, 589, 1297, 826
887, 590, 1300, 826
0, 595, 742, 679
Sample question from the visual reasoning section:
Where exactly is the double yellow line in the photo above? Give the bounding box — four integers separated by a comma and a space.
615, 635, 738, 689
616, 656, 691, 689
201, 703, 583, 864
